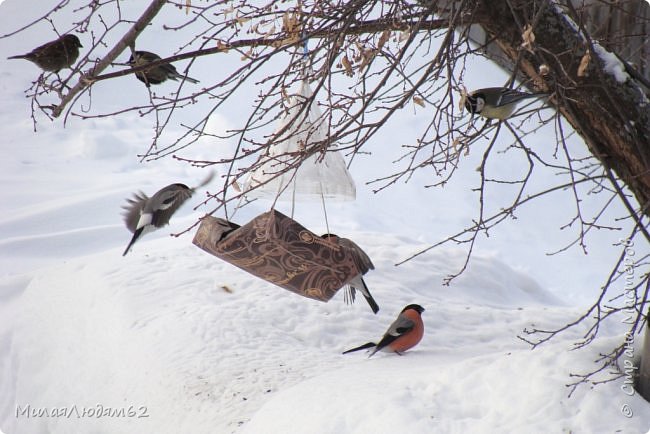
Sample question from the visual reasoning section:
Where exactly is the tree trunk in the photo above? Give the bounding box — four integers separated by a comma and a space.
573, 0, 649, 79
435, 0, 650, 400
639, 318, 650, 399
436, 0, 650, 218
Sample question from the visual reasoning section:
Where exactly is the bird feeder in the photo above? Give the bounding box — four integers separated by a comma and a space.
192, 210, 367, 302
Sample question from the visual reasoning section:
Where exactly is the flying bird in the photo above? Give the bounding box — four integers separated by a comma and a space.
343, 304, 425, 357
127, 50, 199, 87
122, 172, 214, 256
463, 87, 546, 120
322, 233, 380, 314
7, 34, 83, 73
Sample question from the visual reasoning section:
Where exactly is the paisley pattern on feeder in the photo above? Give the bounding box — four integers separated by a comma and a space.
192, 210, 366, 302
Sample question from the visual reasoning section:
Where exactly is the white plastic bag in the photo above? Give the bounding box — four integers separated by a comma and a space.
244, 81, 356, 202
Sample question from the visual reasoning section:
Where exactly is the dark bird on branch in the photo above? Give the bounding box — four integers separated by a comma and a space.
464, 87, 546, 120
7, 34, 82, 73
128, 50, 199, 87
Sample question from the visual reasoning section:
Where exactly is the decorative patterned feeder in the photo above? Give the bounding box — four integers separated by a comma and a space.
192, 210, 370, 302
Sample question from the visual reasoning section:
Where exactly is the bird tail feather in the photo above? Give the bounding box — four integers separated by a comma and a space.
342, 342, 376, 354
365, 294, 380, 314
183, 75, 199, 84
122, 227, 143, 256
343, 285, 356, 305
359, 278, 380, 314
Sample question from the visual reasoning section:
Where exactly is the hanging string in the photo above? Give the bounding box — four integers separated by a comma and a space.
270, 165, 294, 211
290, 175, 297, 219
230, 191, 245, 221
300, 27, 310, 79
285, 29, 309, 219
303, 30, 330, 234
303, 30, 309, 58
319, 178, 330, 235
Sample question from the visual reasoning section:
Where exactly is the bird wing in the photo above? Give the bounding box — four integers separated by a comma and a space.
149, 186, 193, 228
374, 314, 415, 351
160, 62, 200, 84
162, 63, 182, 78
122, 192, 149, 233
193, 170, 215, 189
10, 38, 58, 61
470, 87, 529, 107
338, 237, 375, 271
386, 313, 416, 337
31, 38, 60, 59
133, 50, 161, 63
497, 89, 529, 106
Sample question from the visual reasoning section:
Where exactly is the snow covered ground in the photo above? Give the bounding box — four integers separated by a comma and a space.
1, 1, 649, 433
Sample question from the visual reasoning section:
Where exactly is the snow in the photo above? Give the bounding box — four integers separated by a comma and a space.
1, 1, 649, 434
593, 42, 629, 84
553, 5, 632, 85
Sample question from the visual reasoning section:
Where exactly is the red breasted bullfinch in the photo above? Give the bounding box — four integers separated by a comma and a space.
321, 233, 380, 314
343, 304, 425, 357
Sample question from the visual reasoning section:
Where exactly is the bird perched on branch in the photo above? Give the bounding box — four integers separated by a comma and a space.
7, 34, 83, 73
463, 87, 546, 120
322, 233, 380, 314
122, 172, 214, 256
343, 304, 425, 357
127, 50, 199, 87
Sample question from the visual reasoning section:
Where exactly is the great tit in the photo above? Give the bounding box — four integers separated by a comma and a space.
464, 87, 546, 120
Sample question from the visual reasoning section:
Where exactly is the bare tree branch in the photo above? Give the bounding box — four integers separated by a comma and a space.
51, 0, 168, 118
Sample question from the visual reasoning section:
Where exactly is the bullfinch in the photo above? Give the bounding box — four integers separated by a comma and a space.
343, 304, 425, 357
322, 233, 380, 314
